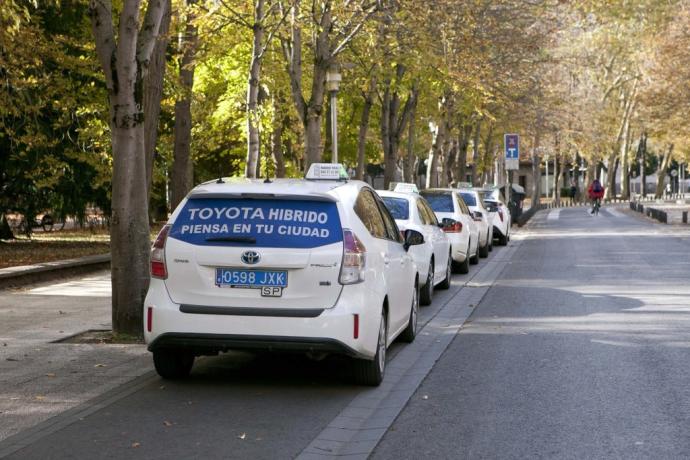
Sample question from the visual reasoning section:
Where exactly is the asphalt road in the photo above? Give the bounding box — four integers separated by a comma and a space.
373, 206, 690, 459
4, 205, 690, 459
1, 235, 502, 459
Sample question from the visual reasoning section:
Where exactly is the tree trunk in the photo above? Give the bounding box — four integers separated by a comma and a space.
144, 0, 171, 205
246, 0, 265, 178
90, 0, 166, 337
655, 143, 673, 198
171, 1, 198, 210
403, 88, 418, 183
640, 132, 647, 196
605, 152, 617, 200
425, 122, 442, 189
0, 213, 14, 240
356, 74, 376, 180
481, 124, 494, 186
456, 124, 471, 184
271, 97, 286, 178
530, 121, 542, 206
471, 121, 481, 186
381, 68, 417, 189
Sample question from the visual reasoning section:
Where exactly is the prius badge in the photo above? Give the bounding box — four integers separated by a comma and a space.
241, 250, 261, 265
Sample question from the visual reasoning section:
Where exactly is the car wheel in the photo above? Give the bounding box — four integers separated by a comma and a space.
352, 310, 387, 386
420, 261, 433, 306
479, 241, 489, 258
469, 239, 479, 265
400, 283, 419, 343
497, 232, 508, 246
153, 349, 194, 380
438, 252, 452, 289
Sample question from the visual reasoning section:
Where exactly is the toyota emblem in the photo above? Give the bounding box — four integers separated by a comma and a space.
241, 251, 261, 265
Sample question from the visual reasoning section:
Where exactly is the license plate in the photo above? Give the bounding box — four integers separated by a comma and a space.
215, 268, 288, 289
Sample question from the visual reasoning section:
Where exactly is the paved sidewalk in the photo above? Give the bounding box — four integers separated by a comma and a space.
0, 271, 151, 443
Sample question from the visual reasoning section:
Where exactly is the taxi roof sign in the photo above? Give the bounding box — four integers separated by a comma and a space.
392, 182, 419, 194
305, 163, 349, 181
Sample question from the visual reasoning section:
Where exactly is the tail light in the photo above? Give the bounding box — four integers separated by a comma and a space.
498, 210, 504, 222
339, 229, 366, 284
150, 224, 171, 279
443, 221, 463, 233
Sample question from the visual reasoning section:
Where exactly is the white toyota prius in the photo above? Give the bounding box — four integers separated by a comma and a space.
144, 164, 423, 386
378, 187, 452, 306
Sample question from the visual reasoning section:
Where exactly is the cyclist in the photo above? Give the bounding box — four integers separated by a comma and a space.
588, 179, 605, 215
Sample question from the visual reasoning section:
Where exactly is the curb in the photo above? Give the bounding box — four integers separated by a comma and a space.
0, 253, 111, 289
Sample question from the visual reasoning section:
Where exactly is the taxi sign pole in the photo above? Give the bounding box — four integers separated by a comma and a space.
504, 134, 520, 208
326, 68, 342, 164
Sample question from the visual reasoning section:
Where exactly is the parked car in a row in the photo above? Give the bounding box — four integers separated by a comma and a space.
144, 166, 510, 387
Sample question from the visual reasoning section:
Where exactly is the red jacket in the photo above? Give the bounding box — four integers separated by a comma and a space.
588, 182, 605, 199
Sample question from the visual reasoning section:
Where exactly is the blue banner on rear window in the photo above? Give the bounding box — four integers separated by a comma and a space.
169, 198, 342, 248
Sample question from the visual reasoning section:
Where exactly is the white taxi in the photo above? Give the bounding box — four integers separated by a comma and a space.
420, 189, 479, 274
144, 164, 423, 386
458, 188, 493, 257
378, 185, 452, 306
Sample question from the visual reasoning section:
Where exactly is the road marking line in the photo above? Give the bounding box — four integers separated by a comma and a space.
547, 209, 561, 221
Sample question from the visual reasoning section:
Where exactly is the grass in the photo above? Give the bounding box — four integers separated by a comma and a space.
1, 228, 111, 269
0, 225, 164, 269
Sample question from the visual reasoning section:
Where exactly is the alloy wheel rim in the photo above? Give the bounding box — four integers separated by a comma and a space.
411, 285, 418, 334
377, 316, 386, 372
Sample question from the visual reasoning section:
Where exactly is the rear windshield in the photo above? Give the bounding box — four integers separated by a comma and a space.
169, 198, 342, 248
420, 192, 454, 212
460, 192, 477, 206
381, 197, 410, 220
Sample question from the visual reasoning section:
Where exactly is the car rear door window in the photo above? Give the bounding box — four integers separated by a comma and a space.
460, 192, 477, 207
456, 194, 471, 215
169, 198, 342, 248
354, 190, 387, 239
376, 196, 404, 243
382, 197, 410, 220
419, 200, 439, 226
421, 193, 454, 212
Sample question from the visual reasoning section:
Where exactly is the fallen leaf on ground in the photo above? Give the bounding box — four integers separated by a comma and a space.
94, 363, 106, 368
238, 433, 246, 440
35, 395, 45, 400
163, 421, 173, 427
131, 442, 141, 448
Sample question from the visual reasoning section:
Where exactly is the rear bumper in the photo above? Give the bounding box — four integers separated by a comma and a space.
447, 233, 469, 262
144, 280, 382, 360
148, 332, 360, 357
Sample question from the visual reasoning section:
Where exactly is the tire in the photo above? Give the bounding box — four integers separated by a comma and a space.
438, 253, 452, 289
479, 241, 489, 258
469, 239, 479, 265
420, 261, 433, 306
497, 232, 508, 246
453, 254, 470, 274
153, 349, 194, 379
352, 311, 387, 386
400, 283, 419, 343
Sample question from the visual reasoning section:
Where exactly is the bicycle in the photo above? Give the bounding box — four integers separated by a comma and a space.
591, 198, 601, 216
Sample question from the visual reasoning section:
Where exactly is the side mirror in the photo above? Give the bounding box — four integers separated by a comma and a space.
485, 204, 498, 213
472, 211, 483, 221
403, 229, 424, 251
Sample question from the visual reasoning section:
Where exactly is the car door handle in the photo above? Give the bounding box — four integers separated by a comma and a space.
382, 253, 390, 265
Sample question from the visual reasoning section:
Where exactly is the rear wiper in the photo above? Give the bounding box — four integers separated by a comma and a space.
205, 236, 256, 244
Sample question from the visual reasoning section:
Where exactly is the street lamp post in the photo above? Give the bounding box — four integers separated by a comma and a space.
326, 67, 341, 164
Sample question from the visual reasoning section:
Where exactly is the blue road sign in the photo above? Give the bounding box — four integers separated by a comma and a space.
504, 134, 519, 160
